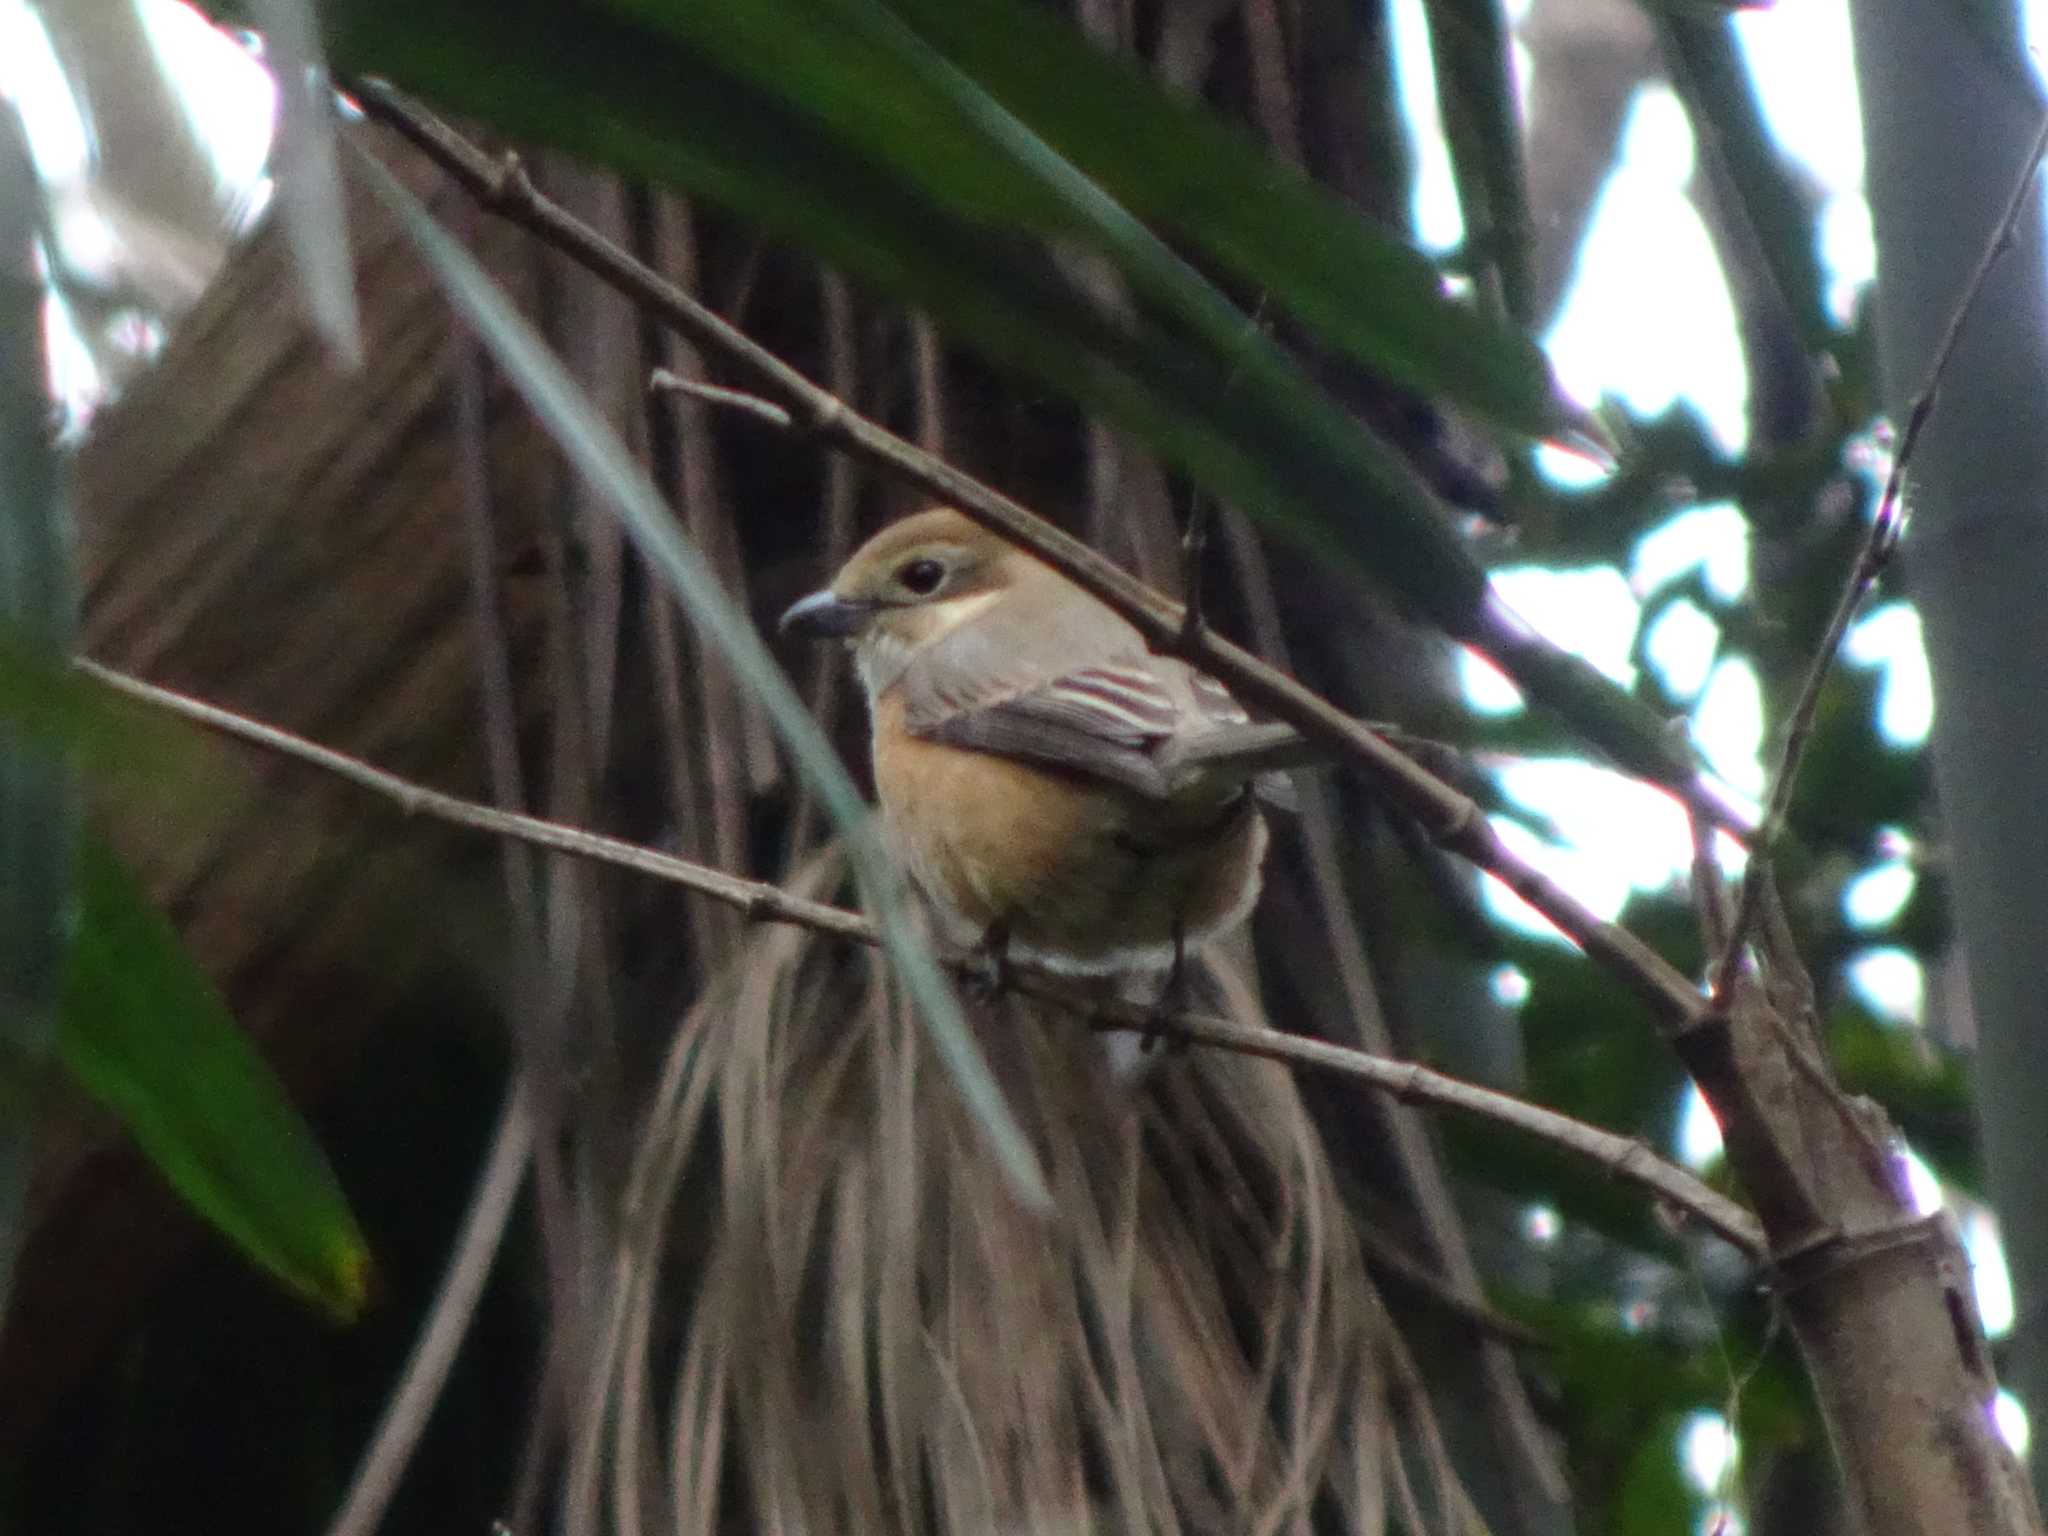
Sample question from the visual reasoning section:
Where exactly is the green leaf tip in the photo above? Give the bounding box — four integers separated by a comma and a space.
59, 835, 372, 1321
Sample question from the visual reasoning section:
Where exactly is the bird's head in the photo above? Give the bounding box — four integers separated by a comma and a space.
780, 508, 1030, 696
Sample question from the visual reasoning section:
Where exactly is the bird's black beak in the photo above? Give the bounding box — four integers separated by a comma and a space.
779, 588, 874, 639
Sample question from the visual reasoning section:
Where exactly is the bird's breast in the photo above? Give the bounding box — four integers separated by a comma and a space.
870, 692, 1265, 973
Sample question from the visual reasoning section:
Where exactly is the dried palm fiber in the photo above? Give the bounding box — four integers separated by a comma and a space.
584, 849, 1484, 1536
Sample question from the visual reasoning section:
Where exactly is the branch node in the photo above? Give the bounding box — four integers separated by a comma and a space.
1431, 798, 1485, 852
483, 151, 533, 212
1768, 1213, 1947, 1300
805, 394, 847, 436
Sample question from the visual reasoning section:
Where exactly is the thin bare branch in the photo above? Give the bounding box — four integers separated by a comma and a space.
1119, 1009, 1761, 1256
326, 1084, 536, 1536
73, 656, 875, 945
650, 368, 794, 429
343, 79, 1715, 1037
1711, 105, 2048, 1002
77, 655, 1762, 1259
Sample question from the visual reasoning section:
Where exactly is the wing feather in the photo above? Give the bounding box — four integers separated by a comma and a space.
898, 607, 1292, 802
910, 663, 1177, 798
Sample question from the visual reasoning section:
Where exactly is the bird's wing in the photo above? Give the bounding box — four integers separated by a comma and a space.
1175, 666, 1301, 812
904, 660, 1183, 799
903, 651, 1304, 810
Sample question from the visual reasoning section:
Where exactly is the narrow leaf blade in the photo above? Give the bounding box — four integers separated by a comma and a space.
770, 0, 1576, 436
59, 835, 371, 1320
0, 93, 75, 1324
349, 143, 1052, 1211
249, 0, 363, 362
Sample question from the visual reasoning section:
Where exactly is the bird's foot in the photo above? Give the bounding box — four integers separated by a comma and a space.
962, 918, 1013, 1001
1140, 924, 1193, 1055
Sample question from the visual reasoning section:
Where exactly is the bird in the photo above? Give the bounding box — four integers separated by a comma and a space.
780, 506, 1288, 989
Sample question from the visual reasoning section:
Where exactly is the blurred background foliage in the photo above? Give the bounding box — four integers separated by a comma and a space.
0, 0, 2021, 1532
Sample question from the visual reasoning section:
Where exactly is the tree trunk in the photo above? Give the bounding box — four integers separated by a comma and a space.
1849, 0, 2048, 1501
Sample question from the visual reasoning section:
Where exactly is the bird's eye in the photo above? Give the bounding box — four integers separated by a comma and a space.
897, 558, 946, 596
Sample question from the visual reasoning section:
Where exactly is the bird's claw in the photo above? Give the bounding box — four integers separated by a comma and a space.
1141, 924, 1193, 1054
963, 919, 1013, 1000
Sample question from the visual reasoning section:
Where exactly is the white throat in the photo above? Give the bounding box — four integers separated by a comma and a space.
854, 589, 1004, 701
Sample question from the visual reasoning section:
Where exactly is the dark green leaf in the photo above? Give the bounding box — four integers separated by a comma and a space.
1501, 1292, 1807, 1533
1443, 1116, 1687, 1257
1787, 666, 1928, 842
0, 95, 75, 1324
882, 0, 1566, 430
1612, 1413, 1706, 1535
59, 835, 371, 1320
1423, 0, 1534, 322
1661, 18, 1832, 352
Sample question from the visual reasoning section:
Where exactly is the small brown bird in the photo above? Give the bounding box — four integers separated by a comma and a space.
781, 507, 1283, 983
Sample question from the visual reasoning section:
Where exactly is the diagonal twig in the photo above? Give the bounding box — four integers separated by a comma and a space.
73, 656, 874, 944
1711, 106, 2048, 1003
76, 655, 1763, 1259
345, 77, 1716, 1038
327, 1085, 535, 1536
